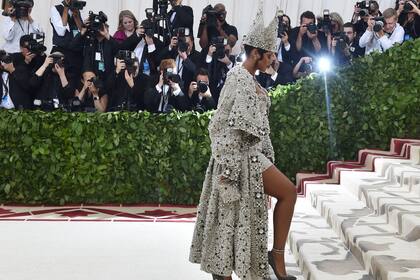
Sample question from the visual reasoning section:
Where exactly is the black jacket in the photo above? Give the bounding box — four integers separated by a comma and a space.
168, 5, 194, 35
107, 71, 150, 111
144, 75, 189, 113
29, 69, 75, 107
0, 68, 33, 109
187, 90, 216, 112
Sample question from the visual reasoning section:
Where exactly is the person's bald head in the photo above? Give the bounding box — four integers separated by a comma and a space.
214, 3, 227, 22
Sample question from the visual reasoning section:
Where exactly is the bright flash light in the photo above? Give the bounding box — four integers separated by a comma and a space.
318, 57, 332, 73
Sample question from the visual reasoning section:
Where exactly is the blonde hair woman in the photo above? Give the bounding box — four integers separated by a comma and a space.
113, 10, 139, 42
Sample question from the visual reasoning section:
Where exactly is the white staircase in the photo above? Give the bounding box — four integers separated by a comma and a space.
288, 140, 420, 280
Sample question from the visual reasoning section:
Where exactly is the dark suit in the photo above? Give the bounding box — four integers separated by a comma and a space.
168, 5, 194, 35
0, 68, 33, 109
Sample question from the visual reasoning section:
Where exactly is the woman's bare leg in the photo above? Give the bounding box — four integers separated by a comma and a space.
263, 165, 297, 276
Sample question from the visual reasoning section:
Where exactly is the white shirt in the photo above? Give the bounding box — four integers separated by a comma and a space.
359, 23, 405, 55
1, 72, 14, 109
133, 38, 156, 63
276, 38, 291, 63
50, 6, 85, 38
1, 16, 43, 53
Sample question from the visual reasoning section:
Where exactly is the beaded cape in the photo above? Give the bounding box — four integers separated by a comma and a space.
189, 65, 275, 279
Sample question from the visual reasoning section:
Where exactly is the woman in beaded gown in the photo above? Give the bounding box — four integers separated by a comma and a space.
189, 4, 297, 280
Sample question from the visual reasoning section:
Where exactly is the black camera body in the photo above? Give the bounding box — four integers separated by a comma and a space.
88, 76, 103, 89
307, 23, 318, 34
404, 0, 419, 12
49, 53, 65, 68
197, 81, 209, 94
27, 33, 47, 56
163, 68, 181, 84
356, 1, 371, 9
278, 21, 289, 38
318, 10, 332, 33
62, 0, 86, 10
0, 50, 13, 64
301, 62, 313, 73
87, 11, 108, 33
333, 32, 350, 51
2, 0, 33, 19
174, 27, 190, 53
211, 36, 226, 59
373, 16, 385, 32
116, 50, 137, 75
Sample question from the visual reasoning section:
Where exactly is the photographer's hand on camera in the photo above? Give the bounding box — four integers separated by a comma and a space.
124, 70, 134, 88
169, 36, 178, 51
115, 59, 126, 74
24, 52, 36, 65
188, 81, 197, 98
178, 49, 188, 60
1, 61, 15, 74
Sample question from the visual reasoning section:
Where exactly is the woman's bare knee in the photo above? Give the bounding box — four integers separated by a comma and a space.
263, 165, 297, 201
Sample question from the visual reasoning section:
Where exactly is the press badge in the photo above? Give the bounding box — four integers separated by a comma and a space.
95, 52, 102, 61
98, 61, 105, 72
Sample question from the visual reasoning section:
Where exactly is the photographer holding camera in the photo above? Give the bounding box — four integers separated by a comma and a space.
158, 28, 202, 94
1, 0, 43, 54
293, 56, 314, 79
396, 0, 420, 40
205, 36, 234, 105
276, 13, 293, 65
198, 3, 238, 50
144, 58, 188, 113
10, 34, 46, 72
331, 22, 365, 65
50, 0, 85, 76
74, 70, 108, 112
0, 50, 33, 109
187, 68, 215, 112
30, 52, 75, 111
107, 51, 150, 111
167, 0, 194, 35
289, 11, 328, 66
359, 8, 405, 54
352, 1, 382, 36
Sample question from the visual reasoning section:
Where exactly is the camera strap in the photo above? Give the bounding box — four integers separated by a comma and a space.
17, 19, 30, 34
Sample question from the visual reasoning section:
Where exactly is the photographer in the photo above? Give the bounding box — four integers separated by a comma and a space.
359, 8, 405, 54
70, 11, 140, 81
293, 56, 314, 79
205, 37, 234, 105
0, 50, 32, 109
276, 14, 293, 65
144, 58, 188, 113
198, 3, 238, 50
11, 34, 46, 70
74, 70, 108, 112
30, 52, 75, 111
187, 68, 215, 112
1, 0, 43, 54
331, 22, 365, 65
159, 28, 202, 94
130, 20, 164, 77
107, 53, 150, 111
289, 11, 328, 66
352, 1, 382, 36
396, 0, 420, 40
50, 0, 85, 76
167, 0, 194, 35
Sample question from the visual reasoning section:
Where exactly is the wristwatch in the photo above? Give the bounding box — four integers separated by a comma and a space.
93, 96, 100, 101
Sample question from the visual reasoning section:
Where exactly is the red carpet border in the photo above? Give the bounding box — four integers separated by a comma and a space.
0, 204, 197, 223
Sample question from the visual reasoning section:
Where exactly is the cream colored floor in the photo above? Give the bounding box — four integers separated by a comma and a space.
0, 215, 303, 280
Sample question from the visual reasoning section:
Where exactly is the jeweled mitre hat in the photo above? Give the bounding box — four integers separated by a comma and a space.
243, 0, 279, 53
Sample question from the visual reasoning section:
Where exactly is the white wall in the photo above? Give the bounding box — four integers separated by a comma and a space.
0, 0, 396, 53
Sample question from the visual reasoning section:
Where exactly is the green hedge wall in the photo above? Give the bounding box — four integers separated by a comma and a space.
0, 39, 419, 205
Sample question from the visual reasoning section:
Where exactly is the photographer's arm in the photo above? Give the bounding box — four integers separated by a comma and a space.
1, 15, 16, 41
378, 26, 404, 51
93, 94, 108, 113
199, 24, 209, 49
292, 58, 304, 79
50, 6, 69, 36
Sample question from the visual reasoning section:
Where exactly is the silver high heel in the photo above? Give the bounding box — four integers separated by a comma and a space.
268, 248, 297, 280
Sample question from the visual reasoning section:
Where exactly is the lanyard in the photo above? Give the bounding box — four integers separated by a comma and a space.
1, 74, 10, 98
17, 19, 30, 34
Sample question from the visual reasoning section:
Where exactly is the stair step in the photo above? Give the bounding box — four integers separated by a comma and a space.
289, 199, 371, 280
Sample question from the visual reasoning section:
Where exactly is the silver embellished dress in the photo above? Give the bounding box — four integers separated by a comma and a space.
189, 65, 275, 280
